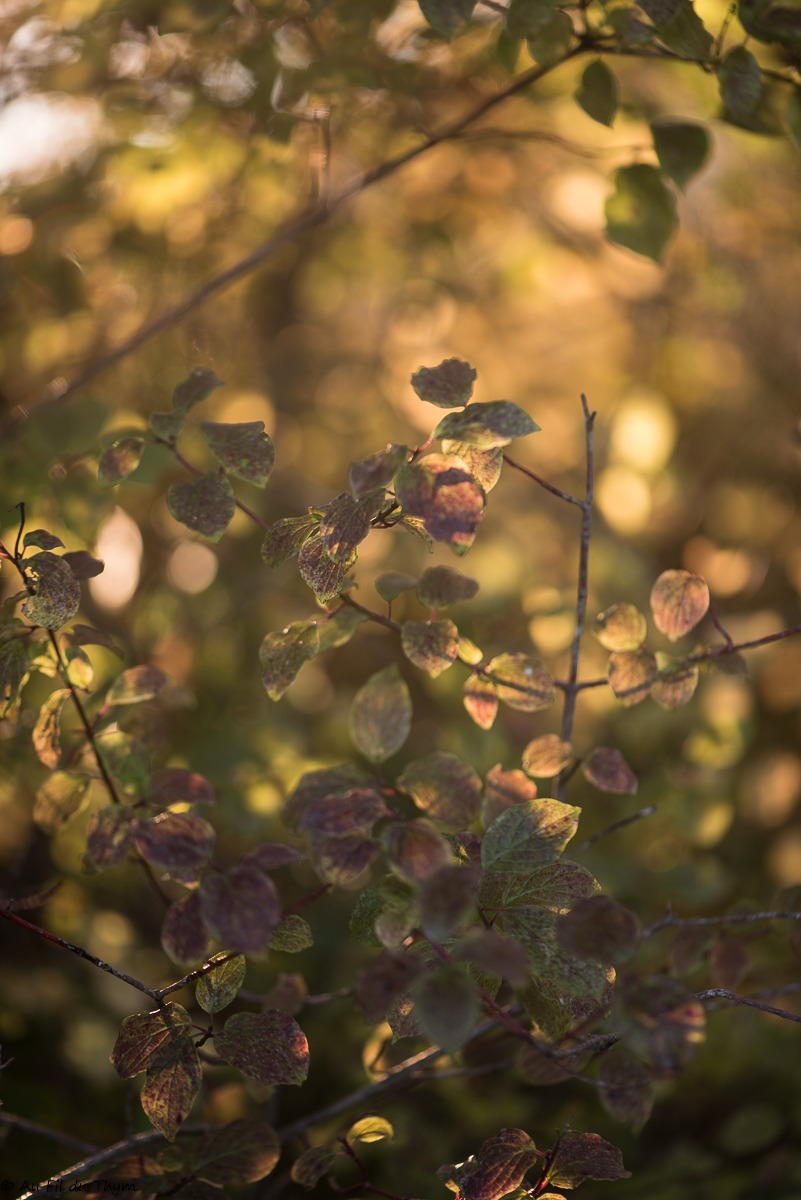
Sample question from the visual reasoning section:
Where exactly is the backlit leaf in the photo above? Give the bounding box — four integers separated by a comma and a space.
348, 1116, 394, 1144
22, 551, 81, 629
292, 1145, 339, 1190
141, 1034, 201, 1141
167, 473, 236, 543
261, 515, 318, 567
269, 914, 314, 953
111, 1002, 194, 1079
32, 686, 69, 767
441, 1127, 539, 1200
650, 569, 709, 640
107, 665, 169, 706
214, 1010, 309, 1085
134, 811, 216, 883
582, 746, 637, 794
593, 602, 646, 651
576, 60, 618, 126
433, 401, 540, 449
482, 764, 538, 827
411, 358, 476, 406
651, 120, 710, 190
557, 895, 641, 964
349, 665, 412, 763
605, 164, 677, 262
86, 805, 138, 869
33, 771, 89, 833
196, 953, 246, 1013
495, 859, 601, 913
397, 751, 482, 827
486, 652, 555, 711
402, 618, 459, 676
298, 786, 390, 837
98, 437, 145, 487
320, 491, 383, 563
349, 444, 408, 497
482, 799, 580, 874
384, 817, 454, 882
522, 735, 572, 778
200, 420, 274, 487
412, 962, 479, 1051
547, 1131, 631, 1188
417, 565, 479, 609
608, 647, 657, 706
395, 455, 484, 555
199, 863, 282, 954
298, 533, 356, 601
171, 367, 224, 412
464, 673, 498, 729
651, 654, 699, 709
260, 621, 320, 701
441, 441, 504, 491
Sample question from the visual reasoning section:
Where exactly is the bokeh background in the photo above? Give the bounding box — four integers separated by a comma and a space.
2, 0, 801, 1194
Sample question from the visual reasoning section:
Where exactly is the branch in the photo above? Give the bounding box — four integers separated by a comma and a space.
574, 804, 657, 853
11, 47, 587, 429
697, 988, 801, 1025
643, 908, 801, 938
0, 1111, 99, 1155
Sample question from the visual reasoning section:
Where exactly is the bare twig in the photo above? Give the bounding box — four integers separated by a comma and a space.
0, 1111, 99, 1155
643, 909, 801, 938
574, 804, 657, 853
697, 989, 801, 1024
502, 454, 584, 508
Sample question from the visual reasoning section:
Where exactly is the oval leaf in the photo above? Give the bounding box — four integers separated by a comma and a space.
167, 473, 236, 543
576, 60, 618, 126
582, 746, 637, 794
214, 1010, 309, 1085
22, 551, 81, 629
608, 647, 657, 706
650, 569, 709, 641
397, 751, 482, 828
196, 953, 246, 1014
349, 665, 412, 763
98, 437, 144, 487
593, 602, 647, 651
200, 420, 275, 487
401, 618, 459, 677
394, 455, 484, 555
605, 163, 678, 262
487, 652, 555, 712
433, 401, 540, 449
411, 358, 476, 407
522, 734, 573, 778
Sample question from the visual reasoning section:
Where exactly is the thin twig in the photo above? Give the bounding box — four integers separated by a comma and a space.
0, 1111, 99, 1155
502, 454, 584, 508
574, 804, 657, 853
643, 909, 801, 938
697, 989, 801, 1024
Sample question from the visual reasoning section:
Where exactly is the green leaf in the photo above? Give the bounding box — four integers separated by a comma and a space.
739, 0, 801, 48
98, 437, 145, 487
718, 45, 763, 125
651, 120, 710, 190
650, 568, 709, 640
547, 1131, 631, 1188
269, 914, 314, 953
61, 550, 103, 580
576, 60, 618, 126
486, 652, 555, 711
22, 551, 81, 629
411, 962, 479, 1051
298, 533, 356, 601
200, 420, 275, 487
172, 367, 224, 412
149, 409, 186, 442
185, 1120, 280, 1185
433, 401, 539, 449
261, 515, 318, 567
167, 473, 236, 543
506, 0, 560, 36
526, 11, 574, 64
196, 953, 246, 1013
397, 751, 482, 828
349, 665, 412, 763
411, 358, 476, 407
654, 1, 713, 55
65, 624, 124, 658
0, 637, 29, 713
417, 0, 477, 38
260, 621, 320, 700
214, 1010, 309, 1085
401, 618, 459, 676
34, 771, 90, 834
417, 565, 479, 609
107, 664, 169, 706
376, 571, 418, 602
605, 164, 677, 261
481, 799, 580, 874
23, 529, 64, 551
347, 1116, 394, 1144
419, 863, 480, 939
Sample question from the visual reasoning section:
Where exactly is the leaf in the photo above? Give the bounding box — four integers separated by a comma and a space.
196, 953, 246, 1013
107, 664, 169, 706
282, 763, 374, 830
347, 1116, 394, 1144
98, 437, 145, 487
309, 832, 381, 885
608, 647, 657, 706
416, 565, 479, 609
526, 10, 574, 64
494, 859, 601, 913
260, 621, 320, 700
651, 120, 711, 190
482, 764, 538, 827
433, 401, 540, 450
147, 768, 215, 808
23, 529, 64, 550
619, 974, 706, 1079
464, 674, 499, 730
316, 604, 367, 652
411, 962, 479, 1051
161, 892, 209, 965
383, 817, 454, 883
654, 0, 713, 55
349, 444, 408, 497
111, 1003, 194, 1079
22, 551, 81, 629
269, 914, 314, 953
86, 806, 138, 869
292, 1145, 340, 1190
605, 164, 678, 262
167, 473, 236, 543
506, 0, 560, 36
33, 771, 89, 833
454, 929, 530, 987
375, 571, 418, 602
320, 492, 381, 563
298, 786, 390, 837
240, 841, 303, 870
547, 1131, 631, 1188
61, 550, 104, 580
576, 60, 618, 126
186, 1119, 280, 1185
441, 1128, 539, 1200
214, 1010, 309, 1085
149, 409, 185, 442
598, 1047, 654, 1132
66, 624, 124, 658
349, 665, 412, 763
419, 864, 479, 938
394, 455, 484, 556
397, 751, 482, 827
141, 1034, 201, 1141
356, 948, 425, 1021
264, 972, 307, 1014
651, 654, 699, 709
298, 533, 356, 601
521, 735, 572, 778
261, 515, 318, 567
556, 895, 641, 964
199, 863, 282, 954
411, 357, 476, 406
372, 877, 420, 948
401, 618, 459, 676
486, 652, 555, 712
593, 602, 646, 651
32, 686, 69, 767
0, 637, 29, 713
516, 1036, 591, 1087
199, 420, 275, 488
718, 45, 762, 124
481, 799, 580, 874
650, 569, 709, 640
581, 746, 637, 794
441, 441, 504, 492
89, 729, 149, 794
172, 367, 224, 412
134, 811, 216, 883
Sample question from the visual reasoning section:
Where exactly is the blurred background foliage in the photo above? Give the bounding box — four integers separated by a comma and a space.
2, 0, 801, 1193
